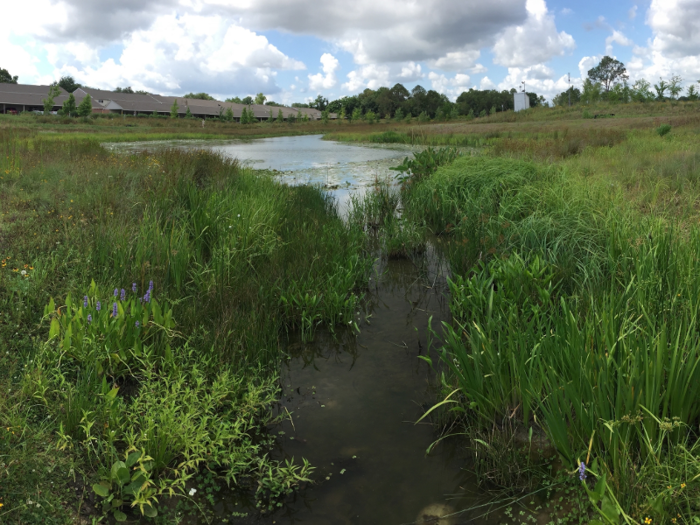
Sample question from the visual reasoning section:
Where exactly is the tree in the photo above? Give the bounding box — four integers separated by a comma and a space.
587, 56, 628, 93
581, 78, 602, 103
654, 79, 668, 101
224, 107, 234, 121
77, 93, 92, 117
241, 96, 253, 105
225, 96, 243, 104
255, 93, 266, 105
170, 99, 179, 118
321, 108, 330, 124
339, 106, 347, 121
183, 92, 214, 100
364, 110, 376, 124
277, 109, 284, 123
310, 94, 329, 111
552, 87, 582, 107
668, 75, 683, 100
58, 75, 81, 93
291, 102, 310, 108
43, 84, 62, 114
631, 79, 653, 102
351, 107, 362, 122
265, 100, 283, 106
0, 67, 18, 84
114, 86, 135, 94
185, 105, 193, 118
394, 107, 404, 121
687, 85, 699, 101
60, 93, 78, 117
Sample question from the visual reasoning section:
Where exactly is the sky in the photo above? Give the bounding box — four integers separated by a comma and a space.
2, 0, 699, 104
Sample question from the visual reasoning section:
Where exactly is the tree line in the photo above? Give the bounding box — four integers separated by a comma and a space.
553, 56, 700, 106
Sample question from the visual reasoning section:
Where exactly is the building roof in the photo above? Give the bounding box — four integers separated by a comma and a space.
0, 83, 70, 107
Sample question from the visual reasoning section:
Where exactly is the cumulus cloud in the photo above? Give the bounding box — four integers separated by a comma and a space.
67, 13, 305, 97
498, 65, 570, 99
398, 62, 424, 82
308, 53, 339, 91
605, 30, 633, 55
427, 50, 481, 71
428, 72, 471, 99
480, 76, 496, 90
343, 64, 390, 91
647, 0, 700, 58
492, 0, 575, 68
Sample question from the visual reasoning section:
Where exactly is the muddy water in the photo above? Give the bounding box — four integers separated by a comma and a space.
208, 250, 501, 525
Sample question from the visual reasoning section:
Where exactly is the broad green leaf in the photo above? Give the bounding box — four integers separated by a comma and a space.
143, 504, 158, 517
114, 510, 127, 522
111, 461, 129, 486
93, 482, 110, 497
126, 450, 141, 467
106, 387, 119, 400
49, 318, 60, 340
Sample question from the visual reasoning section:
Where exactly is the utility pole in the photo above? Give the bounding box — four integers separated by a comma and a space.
568, 73, 571, 107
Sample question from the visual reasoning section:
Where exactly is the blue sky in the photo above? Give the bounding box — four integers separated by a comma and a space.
2, 0, 699, 103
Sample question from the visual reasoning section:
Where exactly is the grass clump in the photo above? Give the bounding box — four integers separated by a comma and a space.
0, 129, 370, 522
405, 153, 700, 523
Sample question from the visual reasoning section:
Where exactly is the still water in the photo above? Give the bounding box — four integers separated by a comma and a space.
107, 135, 498, 524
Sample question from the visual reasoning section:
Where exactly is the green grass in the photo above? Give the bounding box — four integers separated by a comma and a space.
0, 128, 371, 522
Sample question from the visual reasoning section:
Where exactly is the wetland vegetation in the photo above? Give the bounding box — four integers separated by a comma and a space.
2, 101, 700, 524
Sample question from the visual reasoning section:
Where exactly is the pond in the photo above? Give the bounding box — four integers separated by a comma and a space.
105, 134, 417, 211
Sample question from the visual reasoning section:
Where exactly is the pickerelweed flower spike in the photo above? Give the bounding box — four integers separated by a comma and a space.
83, 296, 88, 308
579, 462, 587, 481
87, 314, 92, 323
112, 303, 118, 318
144, 290, 151, 303
96, 301, 101, 311
148, 280, 154, 292
135, 321, 140, 328
114, 288, 118, 297
132, 282, 137, 293
120, 289, 126, 301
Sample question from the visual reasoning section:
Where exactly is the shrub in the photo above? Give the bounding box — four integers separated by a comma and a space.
656, 123, 672, 136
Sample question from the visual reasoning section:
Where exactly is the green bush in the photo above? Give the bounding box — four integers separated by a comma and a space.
656, 123, 672, 136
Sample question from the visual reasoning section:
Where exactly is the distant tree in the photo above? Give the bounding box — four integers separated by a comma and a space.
135, 90, 150, 95
478, 109, 486, 118
184, 92, 215, 100
351, 107, 362, 122
310, 94, 329, 111
631, 79, 654, 102
668, 75, 683, 100
654, 79, 668, 101
277, 109, 284, 123
58, 75, 81, 93
418, 111, 430, 122
241, 96, 253, 105
490, 105, 497, 116
364, 110, 376, 124
225, 96, 243, 104
170, 99, 179, 118
114, 86, 135, 94
255, 93, 266, 105
581, 78, 602, 103
291, 102, 310, 108
321, 108, 330, 124
552, 87, 582, 106
185, 105, 193, 118
77, 93, 92, 117
467, 108, 475, 119
394, 107, 404, 121
0, 67, 18, 84
60, 93, 78, 117
265, 101, 283, 107
224, 107, 234, 121
339, 106, 347, 121
43, 83, 62, 114
287, 111, 296, 124
687, 85, 699, 101
587, 56, 628, 93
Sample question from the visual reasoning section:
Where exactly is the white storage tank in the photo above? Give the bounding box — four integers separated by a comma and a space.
514, 92, 530, 112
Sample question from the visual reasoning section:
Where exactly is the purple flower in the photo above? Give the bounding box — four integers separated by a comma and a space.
83, 295, 88, 308
114, 288, 118, 297
144, 290, 151, 303
579, 462, 586, 481
112, 302, 118, 318
132, 282, 137, 293
148, 280, 154, 292
120, 288, 126, 301
96, 301, 101, 311
87, 314, 92, 323
135, 321, 140, 328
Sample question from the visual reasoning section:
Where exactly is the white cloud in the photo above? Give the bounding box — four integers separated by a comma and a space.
498, 65, 571, 99
398, 62, 424, 82
578, 56, 601, 80
428, 71, 471, 99
343, 64, 390, 91
492, 0, 575, 68
427, 50, 481, 71
605, 30, 633, 55
480, 76, 496, 89
68, 13, 305, 97
308, 53, 339, 91
629, 5, 637, 19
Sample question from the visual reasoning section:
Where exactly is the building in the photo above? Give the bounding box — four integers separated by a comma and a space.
0, 83, 70, 114
0, 83, 334, 121
514, 92, 530, 112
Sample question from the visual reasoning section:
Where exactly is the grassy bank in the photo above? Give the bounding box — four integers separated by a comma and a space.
382, 127, 700, 523
0, 129, 371, 523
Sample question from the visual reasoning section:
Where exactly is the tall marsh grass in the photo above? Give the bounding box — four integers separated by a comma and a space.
406, 155, 700, 521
